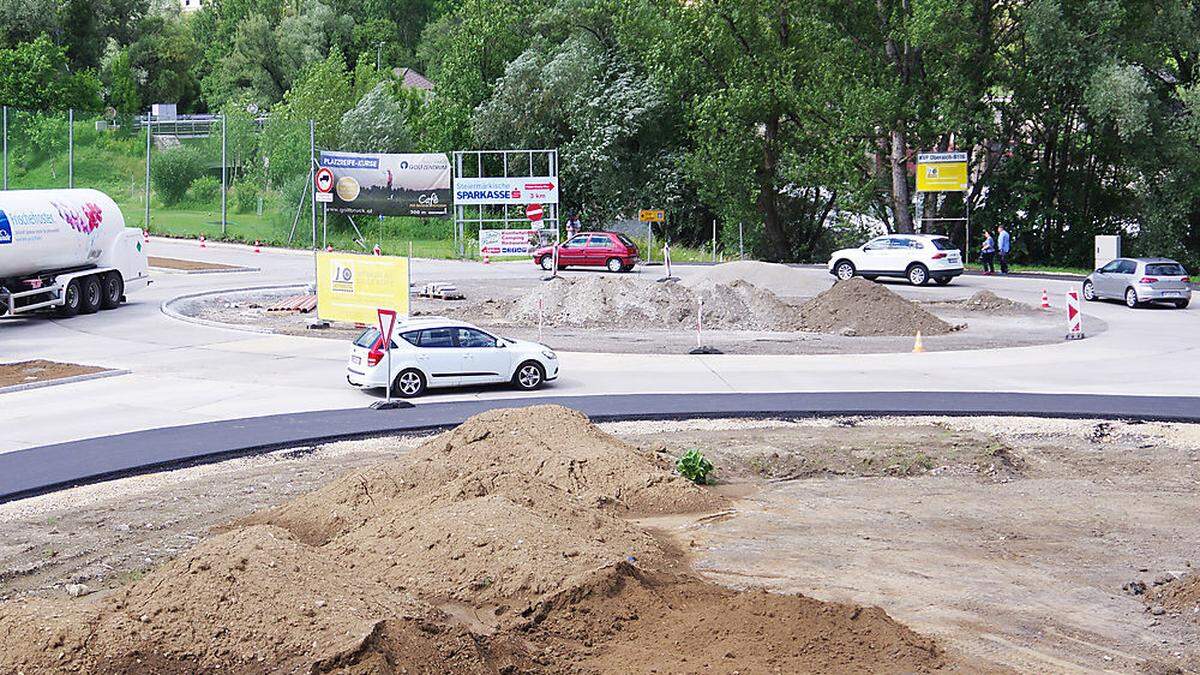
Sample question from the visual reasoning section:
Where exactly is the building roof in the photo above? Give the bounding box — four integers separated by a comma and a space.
395, 68, 434, 91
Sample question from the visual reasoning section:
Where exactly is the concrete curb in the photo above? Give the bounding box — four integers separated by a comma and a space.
0, 368, 130, 396
160, 284, 310, 335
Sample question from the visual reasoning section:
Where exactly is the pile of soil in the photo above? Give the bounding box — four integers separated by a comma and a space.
509, 276, 804, 331
797, 278, 961, 336
959, 290, 1032, 313
682, 260, 805, 296
0, 405, 948, 673
1148, 574, 1200, 618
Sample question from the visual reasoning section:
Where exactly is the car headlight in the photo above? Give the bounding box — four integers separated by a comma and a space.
541, 350, 557, 360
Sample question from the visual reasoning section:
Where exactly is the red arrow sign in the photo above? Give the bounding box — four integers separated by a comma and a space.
526, 203, 544, 222
524, 182, 555, 191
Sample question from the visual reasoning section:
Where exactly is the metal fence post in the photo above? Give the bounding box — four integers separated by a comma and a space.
2, 106, 7, 190
309, 119, 317, 251
67, 109, 74, 188
739, 222, 744, 259
220, 113, 227, 236
144, 115, 152, 229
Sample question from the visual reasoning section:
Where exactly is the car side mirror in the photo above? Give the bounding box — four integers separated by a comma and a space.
496, 339, 507, 348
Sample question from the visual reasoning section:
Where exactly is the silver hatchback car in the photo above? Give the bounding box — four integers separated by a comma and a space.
1083, 257, 1191, 309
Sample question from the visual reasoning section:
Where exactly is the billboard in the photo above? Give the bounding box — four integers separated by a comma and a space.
318, 151, 451, 217
316, 251, 410, 324
479, 228, 538, 257
454, 177, 559, 205
916, 152, 968, 192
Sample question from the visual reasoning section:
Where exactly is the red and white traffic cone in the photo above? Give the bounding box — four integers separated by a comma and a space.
483, 254, 490, 264
199, 235, 206, 248
143, 229, 149, 244
253, 240, 261, 253
325, 245, 333, 253
372, 244, 382, 256
1041, 289, 1050, 310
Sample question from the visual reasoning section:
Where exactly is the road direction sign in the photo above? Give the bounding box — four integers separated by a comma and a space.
639, 209, 665, 223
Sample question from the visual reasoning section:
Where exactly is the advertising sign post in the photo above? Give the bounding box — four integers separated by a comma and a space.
639, 209, 664, 265
315, 252, 410, 325
318, 151, 451, 218
916, 151, 971, 263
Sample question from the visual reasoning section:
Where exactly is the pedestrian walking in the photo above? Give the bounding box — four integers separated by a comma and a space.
566, 212, 581, 239
980, 230, 996, 275
996, 224, 1011, 274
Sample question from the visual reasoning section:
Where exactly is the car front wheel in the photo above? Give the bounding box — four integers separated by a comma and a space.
393, 369, 426, 398
834, 260, 855, 281
907, 264, 929, 286
1125, 287, 1140, 308
1082, 280, 1097, 301
539, 256, 554, 271
513, 361, 545, 391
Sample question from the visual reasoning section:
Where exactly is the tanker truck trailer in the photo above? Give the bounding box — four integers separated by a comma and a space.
0, 189, 149, 318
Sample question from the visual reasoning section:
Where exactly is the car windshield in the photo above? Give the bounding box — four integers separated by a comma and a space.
929, 237, 956, 251
1145, 263, 1186, 276
353, 328, 379, 348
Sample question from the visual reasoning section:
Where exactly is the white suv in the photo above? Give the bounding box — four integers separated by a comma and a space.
346, 318, 559, 397
828, 234, 964, 286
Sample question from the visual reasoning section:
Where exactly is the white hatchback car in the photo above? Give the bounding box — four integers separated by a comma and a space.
828, 234, 964, 286
346, 318, 559, 397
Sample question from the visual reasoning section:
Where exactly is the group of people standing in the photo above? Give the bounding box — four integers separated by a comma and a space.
979, 224, 1011, 275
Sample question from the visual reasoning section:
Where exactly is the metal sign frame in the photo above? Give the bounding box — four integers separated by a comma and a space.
452, 149, 559, 258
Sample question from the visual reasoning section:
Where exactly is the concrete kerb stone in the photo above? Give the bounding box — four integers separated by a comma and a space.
160, 284, 310, 335
0, 369, 131, 396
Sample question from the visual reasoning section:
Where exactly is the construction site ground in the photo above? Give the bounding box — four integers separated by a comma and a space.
1, 414, 1195, 673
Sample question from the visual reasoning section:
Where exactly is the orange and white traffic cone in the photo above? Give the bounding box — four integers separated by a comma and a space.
253, 240, 261, 253
1041, 290, 1050, 310
372, 244, 382, 256
912, 330, 926, 353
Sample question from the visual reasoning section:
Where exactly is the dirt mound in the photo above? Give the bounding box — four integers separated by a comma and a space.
1148, 574, 1200, 618
960, 290, 1032, 313
0, 405, 949, 673
682, 260, 805, 296
509, 275, 803, 331
797, 278, 960, 336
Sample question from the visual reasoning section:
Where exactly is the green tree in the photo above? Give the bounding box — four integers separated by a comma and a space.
260, 49, 353, 185
102, 47, 141, 114
340, 81, 414, 152
128, 15, 202, 110
0, 36, 103, 110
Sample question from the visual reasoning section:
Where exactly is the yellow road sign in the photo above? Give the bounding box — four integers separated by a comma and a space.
316, 251, 409, 324
639, 209, 665, 222
916, 152, 968, 192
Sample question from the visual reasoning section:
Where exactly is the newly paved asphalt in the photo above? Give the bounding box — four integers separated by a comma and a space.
3, 390, 1199, 502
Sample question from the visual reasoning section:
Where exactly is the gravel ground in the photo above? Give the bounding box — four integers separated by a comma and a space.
174, 275, 1094, 354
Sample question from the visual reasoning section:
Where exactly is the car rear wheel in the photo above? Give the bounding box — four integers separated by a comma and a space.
834, 260, 855, 281
606, 257, 623, 273
1124, 287, 1141, 308
513, 361, 545, 391
100, 272, 124, 310
539, 256, 554, 271
907, 264, 929, 286
1082, 280, 1097, 301
57, 279, 82, 317
79, 275, 102, 314
1175, 299, 1190, 309
393, 369, 426, 398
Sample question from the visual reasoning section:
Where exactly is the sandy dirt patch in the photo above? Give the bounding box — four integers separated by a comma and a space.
0, 360, 108, 389
147, 256, 245, 271
0, 406, 948, 674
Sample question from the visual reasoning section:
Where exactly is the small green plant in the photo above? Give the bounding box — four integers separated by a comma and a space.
184, 175, 221, 205
676, 448, 715, 485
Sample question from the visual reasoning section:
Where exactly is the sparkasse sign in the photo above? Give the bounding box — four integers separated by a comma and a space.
453, 177, 559, 205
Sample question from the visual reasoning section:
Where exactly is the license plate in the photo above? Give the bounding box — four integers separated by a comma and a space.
351, 356, 361, 365
1165, 291, 1180, 297
948, 255, 960, 264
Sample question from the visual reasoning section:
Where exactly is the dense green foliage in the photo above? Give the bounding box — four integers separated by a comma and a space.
0, 0, 1199, 267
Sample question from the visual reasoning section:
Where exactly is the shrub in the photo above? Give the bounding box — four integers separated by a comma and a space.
185, 175, 221, 205
675, 448, 714, 485
152, 146, 206, 206
231, 181, 260, 214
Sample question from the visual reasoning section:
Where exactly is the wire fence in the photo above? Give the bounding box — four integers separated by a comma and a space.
0, 106, 457, 257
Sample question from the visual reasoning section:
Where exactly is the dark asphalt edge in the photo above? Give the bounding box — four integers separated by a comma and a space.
4, 391, 1200, 504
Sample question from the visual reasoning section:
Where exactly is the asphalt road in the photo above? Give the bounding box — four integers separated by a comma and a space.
4, 390, 1199, 502
1, 237, 1197, 456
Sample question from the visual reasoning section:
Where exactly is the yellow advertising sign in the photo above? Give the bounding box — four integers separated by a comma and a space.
916, 152, 968, 192
639, 209, 665, 222
316, 252, 409, 324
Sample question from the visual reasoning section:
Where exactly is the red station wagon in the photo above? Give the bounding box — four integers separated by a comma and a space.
532, 232, 640, 272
